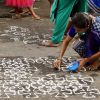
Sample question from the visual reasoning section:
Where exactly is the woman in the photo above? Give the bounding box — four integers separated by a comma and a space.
53, 13, 100, 71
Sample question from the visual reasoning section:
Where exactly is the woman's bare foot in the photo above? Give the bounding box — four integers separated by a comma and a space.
89, 59, 100, 71
27, 7, 41, 20
32, 15, 40, 20
42, 40, 60, 47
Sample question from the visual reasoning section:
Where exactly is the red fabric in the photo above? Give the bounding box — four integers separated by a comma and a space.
6, 0, 35, 7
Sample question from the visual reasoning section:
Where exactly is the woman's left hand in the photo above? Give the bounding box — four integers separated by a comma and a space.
77, 58, 88, 72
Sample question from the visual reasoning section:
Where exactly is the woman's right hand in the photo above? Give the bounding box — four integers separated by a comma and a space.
53, 59, 62, 70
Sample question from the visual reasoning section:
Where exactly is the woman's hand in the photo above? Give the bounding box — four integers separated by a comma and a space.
53, 59, 62, 70
77, 58, 88, 72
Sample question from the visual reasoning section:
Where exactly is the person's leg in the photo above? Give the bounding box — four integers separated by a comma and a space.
12, 7, 21, 19
48, 0, 54, 6
9, 8, 23, 13
42, 0, 76, 47
21, 8, 30, 15
18, 8, 23, 13
27, 6, 40, 19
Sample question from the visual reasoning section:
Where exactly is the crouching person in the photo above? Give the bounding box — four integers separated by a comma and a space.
53, 13, 100, 72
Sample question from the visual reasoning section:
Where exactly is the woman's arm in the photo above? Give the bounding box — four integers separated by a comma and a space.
53, 35, 73, 69
85, 51, 100, 62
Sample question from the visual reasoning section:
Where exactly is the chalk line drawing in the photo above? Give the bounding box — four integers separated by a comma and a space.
0, 26, 51, 45
0, 57, 99, 99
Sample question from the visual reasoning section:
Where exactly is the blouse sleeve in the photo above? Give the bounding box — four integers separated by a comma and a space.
68, 26, 77, 37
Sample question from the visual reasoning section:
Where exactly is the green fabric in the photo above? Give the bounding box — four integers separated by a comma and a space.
50, 0, 87, 43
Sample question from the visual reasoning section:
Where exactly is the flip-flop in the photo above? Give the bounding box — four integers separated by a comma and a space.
41, 40, 59, 47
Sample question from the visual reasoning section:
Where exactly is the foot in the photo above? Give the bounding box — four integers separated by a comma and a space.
42, 40, 59, 47
32, 15, 41, 20
88, 59, 100, 71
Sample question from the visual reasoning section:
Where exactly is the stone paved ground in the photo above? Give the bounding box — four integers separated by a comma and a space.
0, 0, 100, 100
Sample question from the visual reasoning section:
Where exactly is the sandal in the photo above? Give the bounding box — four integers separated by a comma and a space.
41, 40, 60, 47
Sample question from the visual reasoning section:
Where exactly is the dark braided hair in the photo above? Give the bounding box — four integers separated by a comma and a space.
71, 13, 92, 29
71, 13, 93, 40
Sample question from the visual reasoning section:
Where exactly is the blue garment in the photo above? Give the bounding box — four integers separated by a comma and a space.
68, 26, 76, 37
68, 16, 100, 57
92, 0, 100, 8
88, 0, 100, 14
